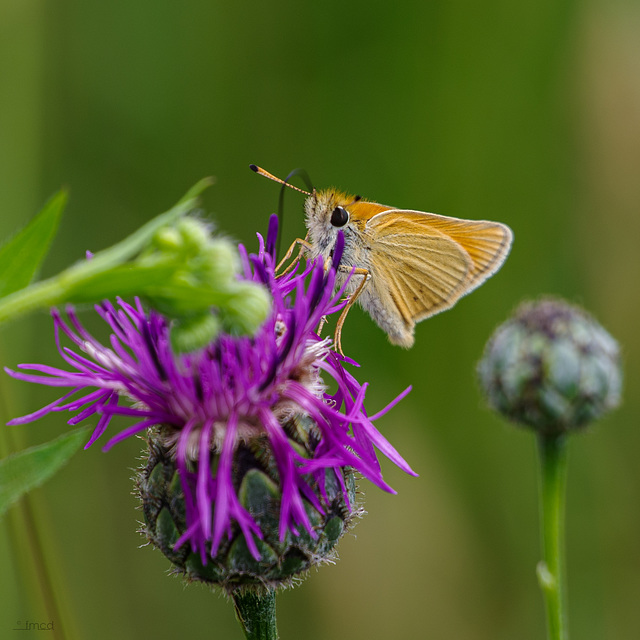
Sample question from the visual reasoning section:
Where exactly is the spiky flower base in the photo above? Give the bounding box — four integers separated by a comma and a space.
137, 415, 359, 593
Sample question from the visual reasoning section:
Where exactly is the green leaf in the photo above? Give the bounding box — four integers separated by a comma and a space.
0, 426, 89, 517
0, 190, 67, 298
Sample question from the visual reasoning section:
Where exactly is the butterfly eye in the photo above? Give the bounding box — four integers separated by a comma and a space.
330, 206, 349, 228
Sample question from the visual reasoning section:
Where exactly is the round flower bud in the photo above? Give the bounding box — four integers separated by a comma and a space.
175, 216, 213, 252
169, 312, 221, 354
477, 299, 622, 435
203, 239, 241, 283
136, 415, 359, 593
220, 283, 272, 336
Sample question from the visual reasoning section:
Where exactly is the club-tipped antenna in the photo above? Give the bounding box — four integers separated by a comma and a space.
250, 164, 312, 196
251, 164, 315, 260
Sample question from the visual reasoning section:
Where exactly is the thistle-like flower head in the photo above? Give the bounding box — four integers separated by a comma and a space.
6, 215, 415, 574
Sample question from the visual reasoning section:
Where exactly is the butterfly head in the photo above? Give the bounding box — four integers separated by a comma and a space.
305, 188, 395, 259
302, 189, 354, 254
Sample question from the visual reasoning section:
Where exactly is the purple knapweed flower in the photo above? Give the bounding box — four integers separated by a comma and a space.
6, 215, 415, 567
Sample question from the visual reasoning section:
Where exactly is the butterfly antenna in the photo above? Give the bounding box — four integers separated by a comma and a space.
250, 164, 314, 259
249, 164, 312, 196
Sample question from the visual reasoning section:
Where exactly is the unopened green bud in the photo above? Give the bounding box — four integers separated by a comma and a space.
220, 283, 272, 336
175, 216, 212, 251
153, 226, 183, 252
477, 298, 622, 435
170, 312, 221, 354
204, 240, 240, 282
149, 217, 213, 260
140, 217, 271, 341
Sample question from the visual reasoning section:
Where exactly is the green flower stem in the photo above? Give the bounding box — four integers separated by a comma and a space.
232, 589, 279, 640
536, 433, 569, 640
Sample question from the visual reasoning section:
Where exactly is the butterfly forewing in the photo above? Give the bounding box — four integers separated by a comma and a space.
368, 217, 473, 322
374, 210, 513, 290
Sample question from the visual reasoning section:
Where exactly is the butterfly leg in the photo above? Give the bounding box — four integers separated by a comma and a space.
334, 266, 371, 355
316, 314, 328, 336
314, 256, 337, 335
276, 235, 312, 276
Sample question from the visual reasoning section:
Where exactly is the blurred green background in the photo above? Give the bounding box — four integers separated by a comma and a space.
1, 0, 639, 638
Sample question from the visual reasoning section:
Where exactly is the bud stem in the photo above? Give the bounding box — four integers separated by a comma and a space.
536, 433, 569, 640
232, 588, 279, 640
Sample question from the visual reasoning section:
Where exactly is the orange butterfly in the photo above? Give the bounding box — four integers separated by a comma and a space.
251, 165, 513, 352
